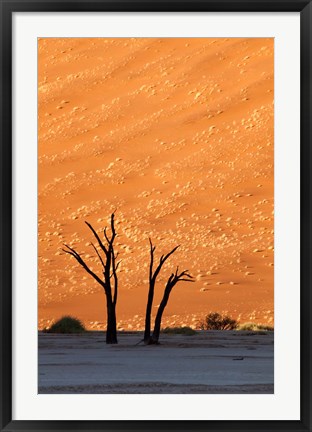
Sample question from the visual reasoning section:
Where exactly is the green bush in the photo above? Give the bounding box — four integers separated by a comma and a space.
161, 326, 197, 335
47, 316, 86, 334
238, 322, 274, 332
198, 312, 238, 330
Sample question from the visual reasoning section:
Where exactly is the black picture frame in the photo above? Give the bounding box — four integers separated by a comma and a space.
1, 1, 311, 431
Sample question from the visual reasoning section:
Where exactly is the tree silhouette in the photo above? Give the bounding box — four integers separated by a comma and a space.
152, 267, 194, 343
62, 213, 120, 344
144, 239, 194, 344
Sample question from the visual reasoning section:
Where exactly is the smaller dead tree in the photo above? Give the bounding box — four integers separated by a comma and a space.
144, 239, 194, 344
151, 268, 193, 343
143, 239, 179, 344
62, 213, 120, 344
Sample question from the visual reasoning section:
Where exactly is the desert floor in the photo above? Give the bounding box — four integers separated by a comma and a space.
38, 331, 274, 394
38, 38, 274, 331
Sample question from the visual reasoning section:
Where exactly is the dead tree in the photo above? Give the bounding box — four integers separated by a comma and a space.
62, 213, 120, 344
143, 239, 179, 344
151, 267, 193, 343
144, 239, 193, 344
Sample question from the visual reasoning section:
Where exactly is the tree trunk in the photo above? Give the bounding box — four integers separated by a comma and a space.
144, 280, 155, 343
151, 290, 170, 343
106, 301, 118, 344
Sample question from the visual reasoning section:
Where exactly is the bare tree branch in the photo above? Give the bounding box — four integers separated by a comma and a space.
152, 245, 180, 282
110, 213, 118, 306
91, 242, 105, 270
62, 244, 105, 289
110, 212, 117, 242
115, 260, 122, 272
85, 221, 108, 256
103, 227, 110, 245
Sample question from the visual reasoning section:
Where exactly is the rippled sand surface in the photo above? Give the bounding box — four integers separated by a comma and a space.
38, 38, 274, 330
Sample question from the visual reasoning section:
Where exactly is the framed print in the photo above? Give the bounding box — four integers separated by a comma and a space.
1, 1, 311, 431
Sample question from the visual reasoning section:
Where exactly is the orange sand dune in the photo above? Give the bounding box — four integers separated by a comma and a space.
38, 38, 274, 331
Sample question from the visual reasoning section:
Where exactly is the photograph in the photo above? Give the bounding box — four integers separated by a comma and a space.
38, 37, 274, 395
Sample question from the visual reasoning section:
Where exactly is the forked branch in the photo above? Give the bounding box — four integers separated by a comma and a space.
62, 243, 105, 289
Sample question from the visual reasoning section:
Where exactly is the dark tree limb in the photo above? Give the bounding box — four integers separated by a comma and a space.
152, 244, 180, 283
104, 227, 110, 246
91, 242, 105, 270
62, 244, 106, 290
85, 221, 108, 257
151, 267, 194, 343
111, 248, 118, 306
108, 213, 118, 307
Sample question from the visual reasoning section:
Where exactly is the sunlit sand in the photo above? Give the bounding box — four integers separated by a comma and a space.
38, 38, 274, 331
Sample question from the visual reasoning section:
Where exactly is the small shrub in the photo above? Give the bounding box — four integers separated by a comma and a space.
161, 326, 197, 335
47, 316, 86, 334
198, 312, 238, 330
238, 322, 274, 332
